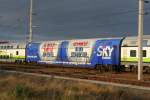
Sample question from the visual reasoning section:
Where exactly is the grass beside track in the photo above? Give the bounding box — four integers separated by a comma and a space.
0, 72, 150, 100
0, 62, 150, 88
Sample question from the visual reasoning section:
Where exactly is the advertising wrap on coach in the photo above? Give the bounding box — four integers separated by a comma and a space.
26, 38, 122, 67
66, 40, 95, 65
39, 41, 60, 61
90, 39, 122, 66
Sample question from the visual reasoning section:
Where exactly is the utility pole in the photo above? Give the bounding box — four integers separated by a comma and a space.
29, 0, 33, 42
138, 0, 144, 80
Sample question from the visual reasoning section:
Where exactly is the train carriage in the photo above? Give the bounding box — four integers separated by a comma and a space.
121, 35, 150, 72
1, 35, 150, 73
26, 38, 123, 69
0, 42, 26, 62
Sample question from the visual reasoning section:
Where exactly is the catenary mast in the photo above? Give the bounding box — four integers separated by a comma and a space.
138, 0, 144, 80
29, 0, 33, 42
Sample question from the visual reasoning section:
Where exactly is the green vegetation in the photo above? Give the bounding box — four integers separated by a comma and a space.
0, 72, 149, 100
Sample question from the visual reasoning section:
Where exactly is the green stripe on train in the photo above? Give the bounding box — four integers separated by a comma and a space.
121, 57, 150, 62
11, 56, 25, 59
0, 56, 25, 60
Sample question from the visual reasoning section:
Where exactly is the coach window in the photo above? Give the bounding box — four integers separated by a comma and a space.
16, 51, 19, 55
11, 46, 13, 49
7, 46, 10, 49
4, 46, 6, 49
143, 50, 147, 57
130, 50, 136, 57
17, 45, 19, 49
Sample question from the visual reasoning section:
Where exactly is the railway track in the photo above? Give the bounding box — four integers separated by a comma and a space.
0, 63, 150, 87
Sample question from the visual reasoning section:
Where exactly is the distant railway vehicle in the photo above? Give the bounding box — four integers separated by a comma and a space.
0, 35, 150, 73
0, 42, 25, 62
121, 36, 150, 73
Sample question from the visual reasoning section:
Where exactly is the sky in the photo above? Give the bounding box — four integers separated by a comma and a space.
0, 0, 150, 41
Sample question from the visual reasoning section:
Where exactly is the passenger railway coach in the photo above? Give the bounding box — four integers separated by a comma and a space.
26, 38, 122, 69
0, 42, 25, 62
121, 36, 150, 72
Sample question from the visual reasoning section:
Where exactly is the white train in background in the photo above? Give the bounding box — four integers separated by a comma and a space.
0, 42, 25, 62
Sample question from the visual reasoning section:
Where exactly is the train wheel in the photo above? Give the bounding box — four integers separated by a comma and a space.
147, 68, 150, 74
120, 65, 125, 72
131, 66, 137, 73
95, 64, 103, 73
144, 66, 150, 74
